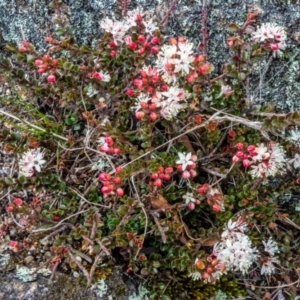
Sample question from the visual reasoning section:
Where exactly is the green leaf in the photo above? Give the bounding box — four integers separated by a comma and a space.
117, 205, 129, 217
227, 23, 239, 32
63, 62, 73, 70
26, 54, 35, 62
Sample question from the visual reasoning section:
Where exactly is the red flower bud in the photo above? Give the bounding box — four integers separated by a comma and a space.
165, 167, 173, 174
149, 112, 157, 121
126, 89, 134, 97
150, 47, 159, 54
157, 166, 164, 173
114, 148, 121, 155
43, 54, 51, 62
45, 36, 54, 43
197, 184, 209, 195
242, 159, 251, 168
115, 166, 122, 174
110, 50, 117, 57
113, 177, 121, 184
34, 59, 43, 66
148, 103, 156, 111
128, 42, 137, 50
182, 170, 191, 179
101, 186, 112, 194
235, 142, 244, 150
6, 205, 14, 212
232, 155, 239, 163
151, 37, 160, 45
137, 35, 145, 43
135, 111, 145, 120
47, 74, 56, 84
212, 203, 221, 212
153, 178, 162, 187
160, 84, 168, 91
140, 102, 148, 109
109, 41, 117, 49
105, 136, 113, 146
116, 188, 124, 197
151, 173, 159, 180
188, 202, 195, 210
98, 173, 111, 181
163, 174, 171, 181
13, 198, 23, 206
18, 45, 27, 52
235, 151, 244, 158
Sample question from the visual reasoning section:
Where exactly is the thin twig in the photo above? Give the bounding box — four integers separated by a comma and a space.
159, 0, 176, 26
32, 209, 88, 233
150, 211, 166, 243
67, 250, 91, 284
68, 187, 110, 208
131, 175, 148, 260
0, 109, 67, 141
88, 253, 102, 286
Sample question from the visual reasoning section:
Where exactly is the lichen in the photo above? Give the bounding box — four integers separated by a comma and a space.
95, 278, 108, 298
128, 284, 150, 300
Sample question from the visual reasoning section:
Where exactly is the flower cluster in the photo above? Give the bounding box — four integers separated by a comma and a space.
176, 152, 197, 179
98, 136, 121, 155
260, 238, 280, 276
6, 198, 23, 213
133, 86, 189, 121
252, 23, 286, 56
150, 166, 173, 188
91, 71, 111, 82
156, 37, 212, 84
190, 257, 226, 283
213, 218, 259, 275
182, 192, 200, 210
100, 9, 159, 56
156, 37, 195, 83
98, 169, 124, 196
197, 184, 224, 212
18, 148, 46, 177
232, 142, 286, 178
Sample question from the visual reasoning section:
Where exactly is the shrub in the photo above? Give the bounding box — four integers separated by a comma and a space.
0, 3, 300, 299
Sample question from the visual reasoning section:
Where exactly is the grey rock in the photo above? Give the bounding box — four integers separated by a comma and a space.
24, 255, 34, 265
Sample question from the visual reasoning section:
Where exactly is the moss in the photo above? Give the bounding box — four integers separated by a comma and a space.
164, 272, 246, 300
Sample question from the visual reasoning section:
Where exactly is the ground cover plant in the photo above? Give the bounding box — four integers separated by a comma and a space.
0, 1, 300, 299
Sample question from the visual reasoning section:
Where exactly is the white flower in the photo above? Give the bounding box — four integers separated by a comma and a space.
160, 86, 187, 104
289, 153, 300, 169
176, 152, 194, 171
160, 101, 187, 120
221, 218, 247, 239
261, 256, 279, 276
100, 17, 131, 44
141, 65, 159, 77
143, 18, 158, 35
19, 148, 46, 177
252, 144, 269, 161
252, 23, 286, 44
182, 192, 195, 204
249, 143, 286, 178
188, 271, 201, 281
214, 219, 259, 275
263, 238, 279, 256
174, 42, 194, 74
99, 71, 111, 82
154, 87, 189, 120
252, 23, 286, 56
155, 41, 194, 82
289, 130, 300, 144
217, 85, 233, 99
131, 94, 151, 112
